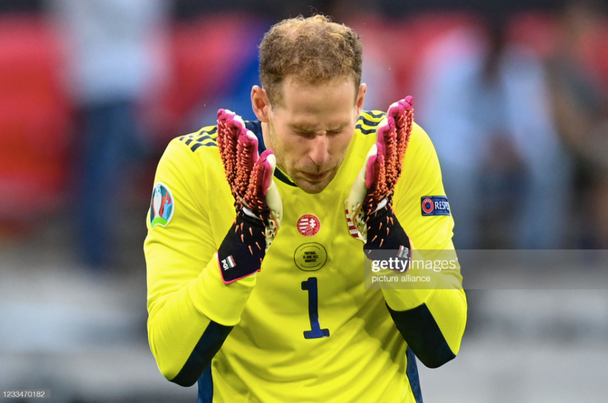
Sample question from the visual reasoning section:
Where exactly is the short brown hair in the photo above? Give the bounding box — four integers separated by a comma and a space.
259, 15, 363, 105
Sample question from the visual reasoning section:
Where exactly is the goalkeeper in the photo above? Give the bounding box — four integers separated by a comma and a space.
145, 14, 467, 403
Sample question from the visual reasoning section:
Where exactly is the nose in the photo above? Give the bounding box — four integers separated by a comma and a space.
308, 134, 331, 167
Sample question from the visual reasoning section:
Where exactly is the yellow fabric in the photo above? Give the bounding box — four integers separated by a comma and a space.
382, 124, 468, 355
144, 112, 467, 401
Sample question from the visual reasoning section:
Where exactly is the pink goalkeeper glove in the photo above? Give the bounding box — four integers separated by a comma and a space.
346, 96, 414, 261
216, 109, 283, 283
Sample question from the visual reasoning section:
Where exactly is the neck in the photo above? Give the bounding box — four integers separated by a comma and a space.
260, 120, 273, 153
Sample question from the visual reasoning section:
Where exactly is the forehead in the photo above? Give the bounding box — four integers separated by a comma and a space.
275, 76, 357, 123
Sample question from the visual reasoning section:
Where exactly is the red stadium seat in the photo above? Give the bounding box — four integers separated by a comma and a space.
0, 15, 72, 225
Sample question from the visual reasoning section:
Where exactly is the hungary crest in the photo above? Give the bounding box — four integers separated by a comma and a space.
149, 183, 174, 228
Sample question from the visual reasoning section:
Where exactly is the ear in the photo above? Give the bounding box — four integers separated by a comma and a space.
355, 83, 367, 116
251, 85, 271, 122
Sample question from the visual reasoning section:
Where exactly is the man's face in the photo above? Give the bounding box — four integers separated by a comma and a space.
263, 77, 366, 194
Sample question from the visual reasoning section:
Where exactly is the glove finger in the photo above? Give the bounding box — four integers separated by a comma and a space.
258, 151, 283, 249
395, 96, 413, 146
365, 143, 381, 190
345, 143, 377, 241
376, 118, 397, 192
258, 150, 275, 196
403, 95, 414, 109
260, 152, 283, 227
387, 100, 402, 120
235, 129, 259, 199
217, 109, 240, 192
385, 97, 415, 190
364, 144, 388, 215
376, 118, 389, 156
396, 96, 413, 157
243, 149, 273, 214
383, 107, 401, 190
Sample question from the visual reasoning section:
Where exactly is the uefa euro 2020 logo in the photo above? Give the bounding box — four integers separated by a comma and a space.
149, 183, 174, 228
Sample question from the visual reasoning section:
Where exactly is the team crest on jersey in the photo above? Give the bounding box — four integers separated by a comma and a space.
421, 196, 451, 216
149, 183, 175, 228
297, 214, 321, 236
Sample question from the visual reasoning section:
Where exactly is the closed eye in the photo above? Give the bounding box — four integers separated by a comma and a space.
293, 130, 316, 138
291, 126, 345, 137
326, 126, 346, 136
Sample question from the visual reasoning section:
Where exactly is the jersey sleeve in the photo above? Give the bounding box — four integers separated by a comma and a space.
144, 137, 256, 386
382, 123, 468, 368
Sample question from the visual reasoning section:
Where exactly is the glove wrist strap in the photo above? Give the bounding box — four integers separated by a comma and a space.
365, 205, 412, 265
218, 212, 267, 284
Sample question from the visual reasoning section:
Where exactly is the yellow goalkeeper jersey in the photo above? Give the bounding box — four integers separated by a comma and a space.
144, 110, 467, 403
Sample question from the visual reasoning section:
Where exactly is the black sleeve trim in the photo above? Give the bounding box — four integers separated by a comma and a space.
387, 303, 456, 369
171, 321, 233, 386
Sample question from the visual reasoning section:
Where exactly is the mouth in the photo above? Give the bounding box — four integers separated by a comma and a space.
301, 170, 330, 182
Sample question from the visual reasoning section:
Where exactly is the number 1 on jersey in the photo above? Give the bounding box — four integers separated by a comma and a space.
301, 277, 330, 339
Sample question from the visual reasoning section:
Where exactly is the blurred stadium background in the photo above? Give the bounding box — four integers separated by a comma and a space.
1, 0, 607, 402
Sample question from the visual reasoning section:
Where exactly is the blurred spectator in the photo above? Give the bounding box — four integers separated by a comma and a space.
415, 10, 571, 249
46, 0, 170, 268
546, 0, 608, 247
